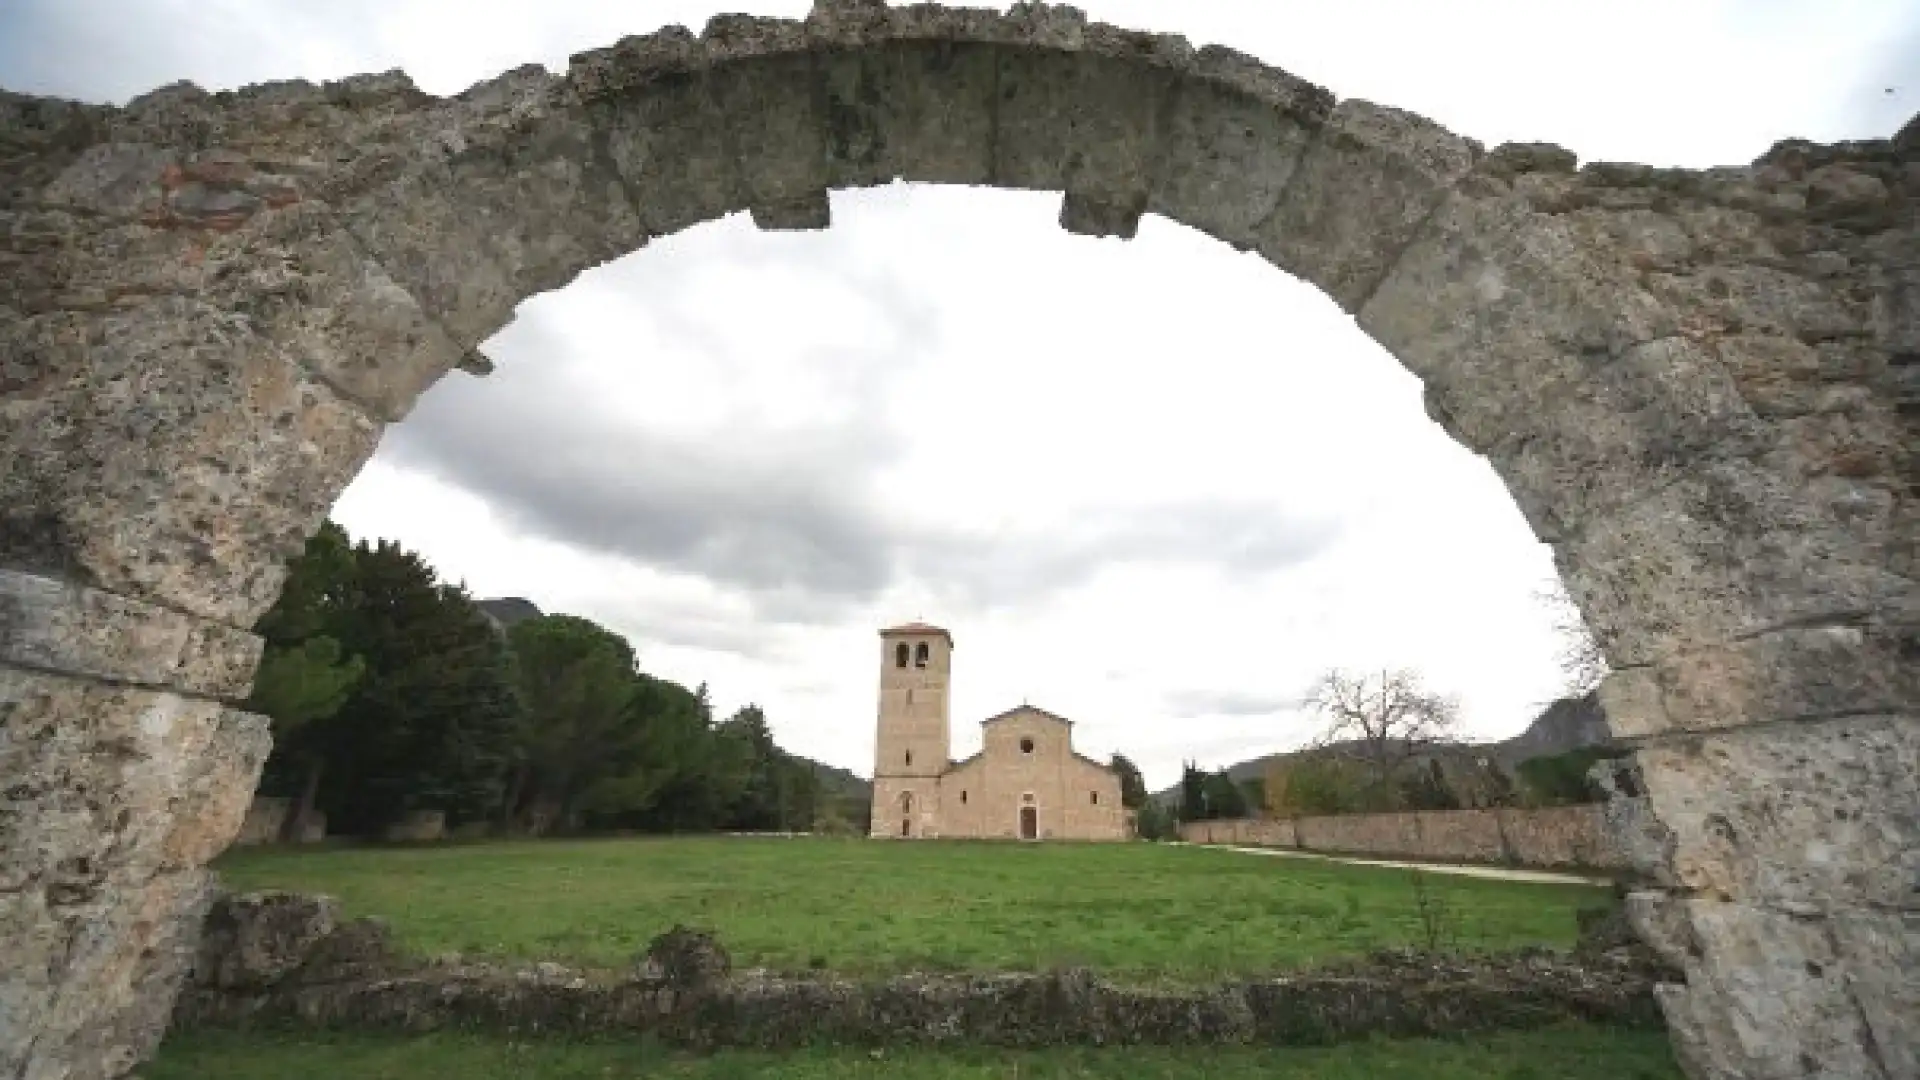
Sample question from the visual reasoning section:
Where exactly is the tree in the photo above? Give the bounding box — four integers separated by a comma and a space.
1535, 578, 1609, 697
1515, 745, 1631, 807
1269, 754, 1375, 815
504, 614, 646, 833
248, 520, 364, 840
246, 636, 363, 838
1202, 770, 1248, 819
1303, 668, 1461, 809
1109, 753, 1148, 809
316, 539, 521, 835
714, 704, 822, 832
1133, 798, 1178, 841
1177, 761, 1208, 822
1398, 757, 1461, 811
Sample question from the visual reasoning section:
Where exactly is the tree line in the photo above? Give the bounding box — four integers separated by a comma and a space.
1171, 667, 1627, 827
247, 522, 860, 841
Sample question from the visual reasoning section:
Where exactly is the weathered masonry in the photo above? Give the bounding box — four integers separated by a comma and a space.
0, 2, 1914, 1078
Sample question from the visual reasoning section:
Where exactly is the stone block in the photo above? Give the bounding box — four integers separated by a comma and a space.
578, 31, 750, 240
229, 205, 468, 422
1655, 899, 1889, 1080
1, 664, 269, 1080
1, 867, 216, 1080
1358, 192, 1677, 455
1600, 624, 1920, 738
382, 809, 447, 843
1647, 262, 1867, 342
1830, 910, 1919, 1080
0, 568, 262, 701
1058, 192, 1142, 238
1486, 335, 1762, 543
0, 667, 272, 890
818, 39, 1000, 188
1, 298, 382, 627
702, 19, 830, 209
1636, 714, 1917, 910
751, 190, 831, 231
1623, 891, 1692, 970
350, 67, 646, 347
1553, 458, 1913, 665
233, 796, 290, 846
39, 141, 178, 219
1259, 99, 1479, 311
193, 892, 342, 991
993, 38, 1177, 205
1146, 47, 1324, 247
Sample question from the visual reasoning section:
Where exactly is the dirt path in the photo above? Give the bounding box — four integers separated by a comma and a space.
1175, 842, 1615, 887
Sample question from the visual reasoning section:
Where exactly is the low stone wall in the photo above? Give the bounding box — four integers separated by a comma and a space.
381, 810, 446, 843
232, 796, 327, 845
1179, 803, 1637, 872
174, 892, 1666, 1049
232, 797, 289, 847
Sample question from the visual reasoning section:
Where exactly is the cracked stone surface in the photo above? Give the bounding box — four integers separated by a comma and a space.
1, 4, 1916, 1078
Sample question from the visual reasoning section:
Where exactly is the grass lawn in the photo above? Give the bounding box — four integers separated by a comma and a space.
150, 1025, 1682, 1079
213, 837, 1610, 981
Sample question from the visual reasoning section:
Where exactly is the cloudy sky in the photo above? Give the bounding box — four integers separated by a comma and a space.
5, 1, 1913, 789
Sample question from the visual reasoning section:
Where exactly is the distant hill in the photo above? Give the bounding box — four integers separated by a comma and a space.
475, 596, 543, 631
1154, 690, 1612, 804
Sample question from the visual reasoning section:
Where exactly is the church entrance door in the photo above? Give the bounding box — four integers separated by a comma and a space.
1019, 806, 1038, 841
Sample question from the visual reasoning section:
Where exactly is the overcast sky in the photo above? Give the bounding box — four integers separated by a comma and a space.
6, 1, 1913, 789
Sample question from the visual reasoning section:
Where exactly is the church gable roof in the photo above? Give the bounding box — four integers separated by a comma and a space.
979, 704, 1073, 728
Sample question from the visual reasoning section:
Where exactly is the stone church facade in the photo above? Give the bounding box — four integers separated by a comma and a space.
868, 623, 1126, 842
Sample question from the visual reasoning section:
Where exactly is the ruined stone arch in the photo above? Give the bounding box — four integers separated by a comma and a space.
1, 3, 1915, 1078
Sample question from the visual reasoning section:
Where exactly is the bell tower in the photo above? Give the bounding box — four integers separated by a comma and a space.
870, 621, 953, 838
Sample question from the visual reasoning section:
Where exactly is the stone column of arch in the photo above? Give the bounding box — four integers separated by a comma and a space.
1, 3, 1914, 1078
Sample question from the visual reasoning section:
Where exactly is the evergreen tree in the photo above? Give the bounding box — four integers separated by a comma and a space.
248, 521, 363, 839
317, 540, 520, 834
1178, 761, 1207, 822
1110, 753, 1148, 809
505, 614, 642, 832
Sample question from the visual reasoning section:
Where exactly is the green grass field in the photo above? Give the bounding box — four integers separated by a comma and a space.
151, 1025, 1682, 1080
213, 836, 1610, 981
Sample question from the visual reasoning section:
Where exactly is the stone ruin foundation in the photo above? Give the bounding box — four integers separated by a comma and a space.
172, 891, 1669, 1050
0, 2, 1915, 1078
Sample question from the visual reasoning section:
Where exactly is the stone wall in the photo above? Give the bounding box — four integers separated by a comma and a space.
173, 892, 1666, 1049
1180, 804, 1633, 872
232, 796, 288, 847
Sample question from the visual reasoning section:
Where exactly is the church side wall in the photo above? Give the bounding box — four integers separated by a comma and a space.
935, 757, 997, 838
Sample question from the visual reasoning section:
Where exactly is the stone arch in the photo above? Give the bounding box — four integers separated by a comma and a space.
0, 3, 1914, 1078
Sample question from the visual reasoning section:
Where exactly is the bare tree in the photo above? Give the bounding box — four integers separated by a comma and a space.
1535, 578, 1609, 697
1303, 668, 1461, 804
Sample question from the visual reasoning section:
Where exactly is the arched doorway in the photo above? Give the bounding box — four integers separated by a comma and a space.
1, 4, 1912, 1078
1019, 805, 1039, 842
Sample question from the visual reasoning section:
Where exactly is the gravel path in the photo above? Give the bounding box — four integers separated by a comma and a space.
1176, 842, 1615, 887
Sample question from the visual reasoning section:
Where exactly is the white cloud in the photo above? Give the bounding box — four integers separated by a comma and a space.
6, 0, 1910, 790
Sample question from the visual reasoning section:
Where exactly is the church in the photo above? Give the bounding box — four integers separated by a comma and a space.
867, 622, 1128, 842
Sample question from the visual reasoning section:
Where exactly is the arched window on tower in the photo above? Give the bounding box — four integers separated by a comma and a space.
900, 791, 913, 813
914, 641, 929, 667
904, 750, 913, 767
895, 642, 909, 668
